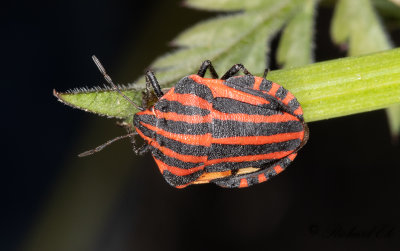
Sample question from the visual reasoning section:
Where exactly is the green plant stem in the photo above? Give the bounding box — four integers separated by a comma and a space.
55, 48, 400, 124
268, 48, 400, 122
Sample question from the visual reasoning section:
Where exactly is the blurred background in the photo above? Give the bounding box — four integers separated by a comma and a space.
3, 0, 400, 250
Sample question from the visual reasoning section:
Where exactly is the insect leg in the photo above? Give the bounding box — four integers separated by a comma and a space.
197, 60, 219, 79
145, 70, 164, 98
221, 64, 252, 80
212, 152, 298, 188
132, 142, 151, 155
78, 132, 137, 157
262, 68, 269, 79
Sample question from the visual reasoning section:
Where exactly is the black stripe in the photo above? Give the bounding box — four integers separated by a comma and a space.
212, 178, 240, 188
225, 75, 255, 89
134, 114, 156, 139
151, 147, 204, 169
208, 139, 301, 160
275, 86, 288, 100
212, 97, 281, 115
156, 133, 209, 156
136, 122, 208, 156
205, 159, 275, 172
174, 76, 214, 102
138, 114, 210, 135
155, 99, 210, 116
287, 98, 304, 121
213, 171, 260, 188
162, 170, 204, 187
212, 120, 304, 138
288, 98, 300, 111
246, 176, 259, 186
296, 114, 304, 121
265, 168, 278, 179
259, 79, 272, 92
212, 155, 295, 188
278, 155, 293, 168
135, 114, 157, 127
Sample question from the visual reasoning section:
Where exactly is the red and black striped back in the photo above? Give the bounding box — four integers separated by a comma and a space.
134, 74, 306, 188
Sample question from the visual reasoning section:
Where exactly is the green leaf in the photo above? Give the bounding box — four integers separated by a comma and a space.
56, 0, 307, 121
331, 0, 400, 139
134, 0, 302, 87
53, 86, 143, 119
277, 0, 317, 68
54, 48, 400, 124
54, 0, 400, 131
372, 0, 400, 20
184, 0, 279, 11
331, 0, 392, 55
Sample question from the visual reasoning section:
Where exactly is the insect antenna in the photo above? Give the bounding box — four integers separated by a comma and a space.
92, 55, 144, 111
78, 132, 138, 157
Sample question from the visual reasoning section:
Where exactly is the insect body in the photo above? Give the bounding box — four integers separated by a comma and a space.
80, 57, 308, 188
132, 60, 309, 188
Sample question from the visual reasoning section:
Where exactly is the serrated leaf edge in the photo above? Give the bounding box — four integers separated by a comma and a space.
53, 88, 131, 119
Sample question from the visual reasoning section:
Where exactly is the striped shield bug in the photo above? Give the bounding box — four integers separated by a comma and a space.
80, 56, 309, 188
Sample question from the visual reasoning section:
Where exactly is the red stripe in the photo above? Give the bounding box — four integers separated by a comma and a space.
153, 157, 204, 176
258, 173, 267, 183
162, 91, 212, 110
136, 109, 154, 116
190, 75, 270, 106
274, 165, 284, 174
253, 76, 263, 90
282, 92, 295, 105
206, 151, 293, 165
293, 106, 303, 116
175, 184, 189, 189
213, 110, 298, 123
159, 112, 212, 123
190, 75, 224, 86
142, 109, 297, 125
287, 152, 297, 161
268, 82, 280, 97
239, 178, 248, 188
211, 131, 304, 145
